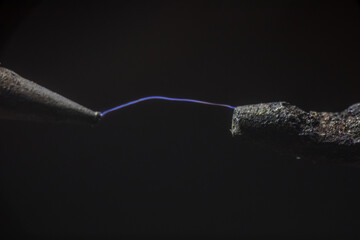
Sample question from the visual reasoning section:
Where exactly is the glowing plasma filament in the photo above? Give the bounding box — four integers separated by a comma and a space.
101, 96, 235, 116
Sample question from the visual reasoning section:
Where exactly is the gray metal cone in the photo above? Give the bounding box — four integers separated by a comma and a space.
0, 67, 101, 124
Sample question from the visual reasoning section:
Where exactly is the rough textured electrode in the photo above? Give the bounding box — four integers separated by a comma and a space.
0, 67, 101, 124
231, 102, 360, 165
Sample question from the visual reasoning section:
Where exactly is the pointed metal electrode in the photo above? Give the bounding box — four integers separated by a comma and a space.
0, 67, 101, 124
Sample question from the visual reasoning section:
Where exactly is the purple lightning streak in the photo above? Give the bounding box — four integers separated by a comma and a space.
100, 96, 235, 117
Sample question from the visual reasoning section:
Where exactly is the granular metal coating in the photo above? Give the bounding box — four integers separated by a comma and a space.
231, 102, 360, 165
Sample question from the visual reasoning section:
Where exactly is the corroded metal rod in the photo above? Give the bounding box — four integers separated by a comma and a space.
0, 67, 101, 124
231, 102, 360, 165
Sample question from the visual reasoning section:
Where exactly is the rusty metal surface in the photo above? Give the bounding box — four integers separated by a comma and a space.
0, 67, 101, 124
231, 102, 360, 165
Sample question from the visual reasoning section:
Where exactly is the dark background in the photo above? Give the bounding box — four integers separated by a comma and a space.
0, 0, 360, 239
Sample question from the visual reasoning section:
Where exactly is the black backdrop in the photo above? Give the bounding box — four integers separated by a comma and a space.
1, 0, 360, 239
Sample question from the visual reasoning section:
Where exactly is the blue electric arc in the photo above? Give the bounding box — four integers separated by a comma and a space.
101, 96, 235, 116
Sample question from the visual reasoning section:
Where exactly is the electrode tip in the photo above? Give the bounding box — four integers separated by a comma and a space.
0, 67, 100, 124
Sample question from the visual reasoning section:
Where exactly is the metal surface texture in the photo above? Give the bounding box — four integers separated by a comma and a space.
231, 102, 360, 166
0, 67, 101, 124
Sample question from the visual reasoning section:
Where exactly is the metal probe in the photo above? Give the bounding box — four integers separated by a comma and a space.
0, 67, 101, 124
231, 102, 360, 166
